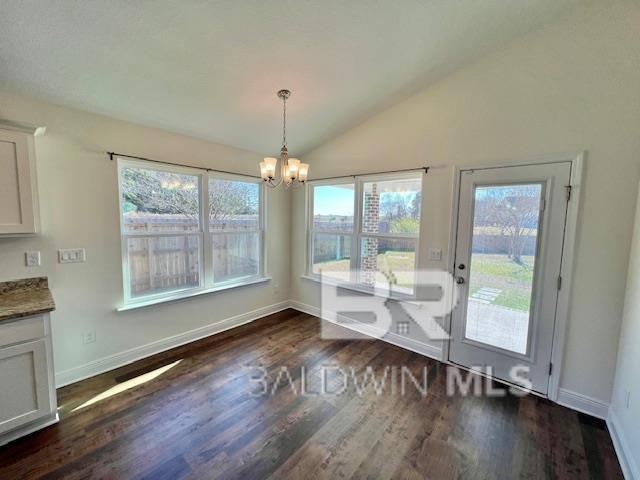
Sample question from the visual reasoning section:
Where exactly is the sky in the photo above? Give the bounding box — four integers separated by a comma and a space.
314, 185, 419, 216
314, 185, 355, 216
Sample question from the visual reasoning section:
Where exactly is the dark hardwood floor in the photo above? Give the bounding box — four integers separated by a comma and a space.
0, 309, 623, 479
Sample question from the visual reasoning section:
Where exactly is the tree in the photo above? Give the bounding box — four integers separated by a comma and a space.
121, 168, 199, 219
208, 179, 258, 228
476, 186, 540, 264
380, 193, 406, 220
122, 168, 259, 229
409, 192, 421, 219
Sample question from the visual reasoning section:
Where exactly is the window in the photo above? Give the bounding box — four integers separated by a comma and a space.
308, 174, 422, 296
118, 159, 264, 305
209, 178, 261, 284
310, 182, 355, 283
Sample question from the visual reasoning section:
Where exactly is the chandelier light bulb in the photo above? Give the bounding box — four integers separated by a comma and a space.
288, 158, 300, 179
298, 163, 309, 182
263, 157, 277, 179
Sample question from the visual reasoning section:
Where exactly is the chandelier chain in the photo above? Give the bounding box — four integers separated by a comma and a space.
282, 95, 287, 147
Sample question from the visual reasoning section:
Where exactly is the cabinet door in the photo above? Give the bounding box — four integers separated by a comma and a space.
0, 129, 36, 234
0, 339, 53, 434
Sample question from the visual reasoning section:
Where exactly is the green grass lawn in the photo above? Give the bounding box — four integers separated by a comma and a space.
313, 251, 416, 290
469, 254, 535, 311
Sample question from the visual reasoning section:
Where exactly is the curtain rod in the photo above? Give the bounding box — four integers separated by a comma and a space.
310, 166, 429, 182
108, 152, 429, 182
107, 151, 261, 179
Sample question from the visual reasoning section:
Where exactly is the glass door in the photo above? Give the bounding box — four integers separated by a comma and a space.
449, 163, 571, 394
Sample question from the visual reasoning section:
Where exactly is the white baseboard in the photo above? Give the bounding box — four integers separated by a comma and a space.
288, 300, 443, 361
55, 301, 290, 387
556, 388, 610, 419
608, 409, 639, 480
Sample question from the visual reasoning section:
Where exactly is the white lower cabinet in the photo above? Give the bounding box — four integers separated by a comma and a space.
0, 314, 58, 445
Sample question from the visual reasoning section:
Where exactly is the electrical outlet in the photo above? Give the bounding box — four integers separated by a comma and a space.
59, 248, 86, 264
25, 251, 41, 267
82, 331, 96, 344
273, 282, 279, 293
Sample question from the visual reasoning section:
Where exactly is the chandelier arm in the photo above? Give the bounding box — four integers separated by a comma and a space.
265, 176, 283, 188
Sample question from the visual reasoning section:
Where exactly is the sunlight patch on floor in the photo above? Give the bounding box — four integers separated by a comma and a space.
71, 360, 182, 412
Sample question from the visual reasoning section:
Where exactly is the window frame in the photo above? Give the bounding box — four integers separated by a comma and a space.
306, 171, 422, 298
118, 158, 266, 307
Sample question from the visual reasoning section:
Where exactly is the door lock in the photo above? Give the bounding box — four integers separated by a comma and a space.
456, 276, 465, 285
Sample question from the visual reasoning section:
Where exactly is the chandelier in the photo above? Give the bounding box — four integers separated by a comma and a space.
259, 89, 309, 188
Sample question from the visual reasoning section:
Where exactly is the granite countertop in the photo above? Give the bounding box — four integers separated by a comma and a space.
0, 277, 56, 323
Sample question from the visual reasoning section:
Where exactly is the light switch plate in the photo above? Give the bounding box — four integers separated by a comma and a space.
428, 248, 443, 261
26, 251, 41, 267
59, 248, 86, 264
82, 331, 96, 344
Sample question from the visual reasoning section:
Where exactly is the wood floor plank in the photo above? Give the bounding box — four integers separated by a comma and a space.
0, 310, 624, 480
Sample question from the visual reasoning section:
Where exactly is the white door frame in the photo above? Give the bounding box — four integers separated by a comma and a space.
444, 151, 584, 402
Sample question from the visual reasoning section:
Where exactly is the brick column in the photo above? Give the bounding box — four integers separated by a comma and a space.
362, 183, 380, 286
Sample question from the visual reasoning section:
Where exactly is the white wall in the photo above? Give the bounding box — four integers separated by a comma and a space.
291, 1, 640, 403
0, 92, 290, 383
609, 180, 640, 479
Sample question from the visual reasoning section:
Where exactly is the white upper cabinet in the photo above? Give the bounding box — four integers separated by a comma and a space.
0, 126, 41, 235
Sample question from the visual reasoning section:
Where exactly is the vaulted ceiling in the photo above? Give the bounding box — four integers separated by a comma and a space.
0, 0, 580, 154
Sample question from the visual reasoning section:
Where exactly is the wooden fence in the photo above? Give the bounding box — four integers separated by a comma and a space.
128, 233, 259, 296
128, 236, 200, 296
212, 233, 259, 283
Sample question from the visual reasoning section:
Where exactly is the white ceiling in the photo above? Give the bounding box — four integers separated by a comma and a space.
0, 0, 580, 155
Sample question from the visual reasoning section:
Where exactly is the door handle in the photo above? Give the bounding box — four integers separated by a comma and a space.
456, 276, 465, 285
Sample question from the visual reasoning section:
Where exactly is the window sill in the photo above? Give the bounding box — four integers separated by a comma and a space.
117, 276, 271, 312
300, 274, 418, 303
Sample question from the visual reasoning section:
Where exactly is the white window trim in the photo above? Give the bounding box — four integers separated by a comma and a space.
117, 157, 267, 309
306, 171, 422, 299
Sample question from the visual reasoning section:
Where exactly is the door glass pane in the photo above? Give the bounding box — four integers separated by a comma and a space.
464, 184, 542, 354
312, 233, 352, 282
